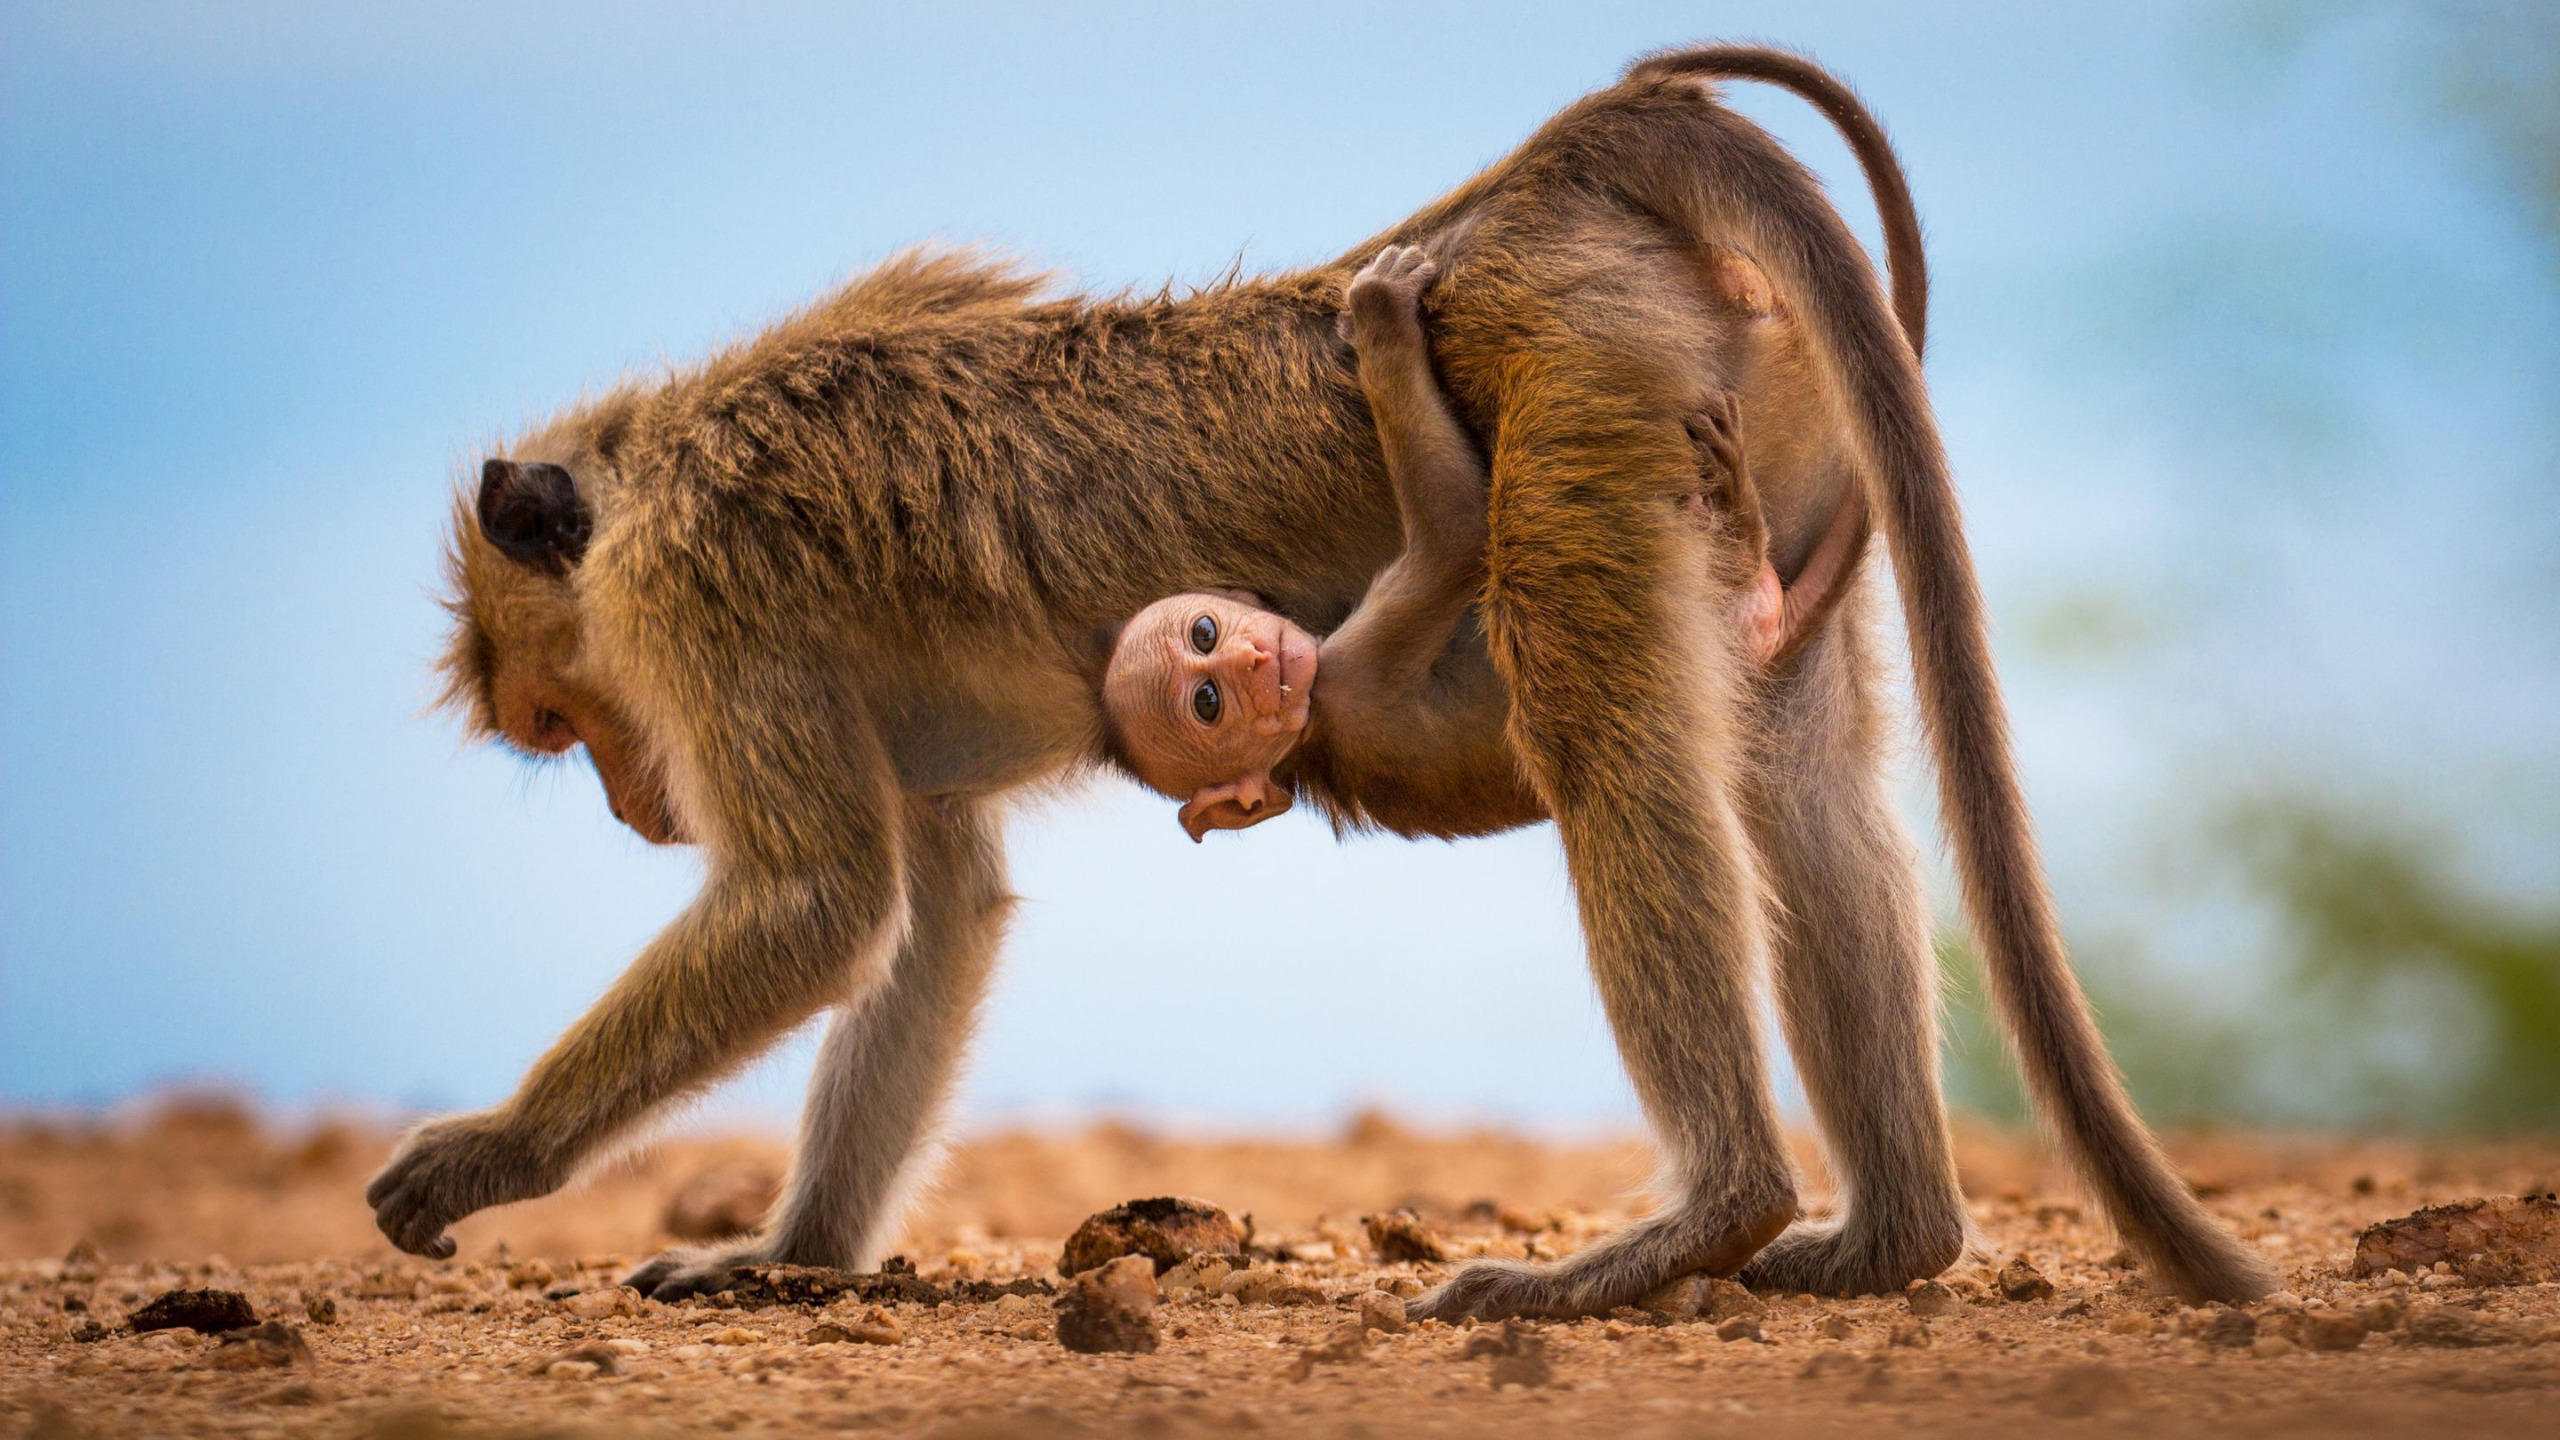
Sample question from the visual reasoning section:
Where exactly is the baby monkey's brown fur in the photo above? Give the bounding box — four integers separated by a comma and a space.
384, 44, 2273, 1316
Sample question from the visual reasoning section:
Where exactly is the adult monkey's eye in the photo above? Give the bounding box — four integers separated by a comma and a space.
1192, 679, 1222, 725
1189, 614, 1218, 654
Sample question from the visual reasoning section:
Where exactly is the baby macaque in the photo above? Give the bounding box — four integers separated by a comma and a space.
1103, 245, 1788, 840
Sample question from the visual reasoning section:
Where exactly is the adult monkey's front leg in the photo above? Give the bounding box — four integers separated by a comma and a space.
367, 645, 910, 1260
626, 794, 1012, 1300
1409, 363, 1799, 1322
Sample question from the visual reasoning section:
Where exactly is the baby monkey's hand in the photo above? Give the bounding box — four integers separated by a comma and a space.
1342, 244, 1438, 351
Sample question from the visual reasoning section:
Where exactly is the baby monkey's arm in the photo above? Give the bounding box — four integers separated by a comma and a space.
1313, 246, 1509, 777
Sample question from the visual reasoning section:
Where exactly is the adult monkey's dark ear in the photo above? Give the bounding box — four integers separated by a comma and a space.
477, 458, 592, 574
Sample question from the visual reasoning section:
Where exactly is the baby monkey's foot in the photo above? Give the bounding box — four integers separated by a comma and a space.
1741, 563, 1783, 666
1342, 244, 1438, 348
1686, 393, 1745, 487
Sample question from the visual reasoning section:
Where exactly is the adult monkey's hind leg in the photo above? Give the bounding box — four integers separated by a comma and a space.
1735, 599, 1968, 1294
1409, 365, 1798, 1323
627, 795, 1013, 1301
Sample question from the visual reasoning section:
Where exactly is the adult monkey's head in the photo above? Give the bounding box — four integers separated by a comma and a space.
438, 408, 687, 845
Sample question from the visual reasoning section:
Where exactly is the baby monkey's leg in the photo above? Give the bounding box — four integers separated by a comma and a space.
1684, 397, 1786, 666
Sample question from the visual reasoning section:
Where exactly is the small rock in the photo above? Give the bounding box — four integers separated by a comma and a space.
1703, 1278, 1764, 1321
662, 1163, 782, 1242
1815, 1312, 1854, 1341
563, 1286, 642, 1319
2302, 1310, 2367, 1352
2040, 1362, 2132, 1418
505, 1260, 557, 1291
707, 1326, 764, 1346
1056, 1254, 1160, 1354
1460, 1318, 1552, 1389
1221, 1269, 1325, 1307
530, 1341, 624, 1378
302, 1294, 337, 1325
1060, 1197, 1244, 1278
994, 1292, 1044, 1320
2251, 1334, 2298, 1359
209, 1322, 312, 1371
129, 1288, 256, 1335
807, 1306, 902, 1345
1998, 1256, 2055, 1302
1715, 1316, 1763, 1343
2358, 1295, 2408, 1332
1356, 1290, 1407, 1335
2402, 1306, 2519, 1348
2181, 1306, 2257, 1348
1362, 1209, 1447, 1264
1159, 1254, 1235, 1297
1381, 1276, 1424, 1299
62, 1239, 104, 1279
2105, 1312, 2155, 1338
1888, 1318, 1931, 1348
69, 1320, 108, 1343
1637, 1276, 1706, 1318
2352, 1195, 2560, 1285
1904, 1280, 1959, 1317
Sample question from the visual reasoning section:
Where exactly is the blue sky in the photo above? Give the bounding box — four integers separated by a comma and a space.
4, 2, 2553, 1130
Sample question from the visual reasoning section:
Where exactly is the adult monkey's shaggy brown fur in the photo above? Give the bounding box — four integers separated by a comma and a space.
377, 43, 2275, 1315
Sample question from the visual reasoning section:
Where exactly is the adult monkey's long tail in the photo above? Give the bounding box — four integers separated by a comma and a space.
1619, 43, 2277, 1304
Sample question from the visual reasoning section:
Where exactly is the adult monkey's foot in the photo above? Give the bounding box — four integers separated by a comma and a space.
1735, 1214, 1967, 1297
624, 1241, 776, 1302
1407, 1190, 1796, 1322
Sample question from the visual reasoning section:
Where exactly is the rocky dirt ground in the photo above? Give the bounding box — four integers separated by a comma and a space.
4, 1101, 2558, 1439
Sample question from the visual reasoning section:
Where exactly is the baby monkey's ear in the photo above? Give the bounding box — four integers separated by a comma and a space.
1177, 775, 1294, 843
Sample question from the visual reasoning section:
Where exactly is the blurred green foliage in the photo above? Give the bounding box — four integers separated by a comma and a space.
1939, 793, 2560, 1132
1935, 2, 2560, 1135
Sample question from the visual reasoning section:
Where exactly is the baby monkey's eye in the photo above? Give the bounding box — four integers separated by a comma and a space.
1192, 679, 1222, 725
1189, 614, 1217, 654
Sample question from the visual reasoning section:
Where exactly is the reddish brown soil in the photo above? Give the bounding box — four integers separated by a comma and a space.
5, 1103, 2557, 1439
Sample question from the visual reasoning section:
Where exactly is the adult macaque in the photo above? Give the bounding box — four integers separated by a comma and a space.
377, 44, 2273, 1316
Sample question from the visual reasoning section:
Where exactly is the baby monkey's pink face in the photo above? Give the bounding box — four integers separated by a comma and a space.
1104, 591, 1320, 840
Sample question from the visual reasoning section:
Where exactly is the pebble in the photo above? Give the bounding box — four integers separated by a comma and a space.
1702, 1279, 1764, 1321
1998, 1257, 2056, 1302
1815, 1312, 1854, 1341
1158, 1254, 1234, 1298
1059, 1197, 1243, 1278
1459, 1318, 1552, 1389
1714, 1316, 1763, 1343
1056, 1254, 1160, 1354
708, 1327, 764, 1346
807, 1306, 903, 1345
1362, 1209, 1448, 1264
1905, 1280, 1959, 1317
2302, 1309, 2368, 1351
563, 1286, 642, 1319
1221, 1269, 1326, 1307
129, 1287, 256, 1335
2105, 1312, 2155, 1337
1356, 1290, 1407, 1335
1887, 1318, 1930, 1348
208, 1321, 312, 1370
